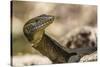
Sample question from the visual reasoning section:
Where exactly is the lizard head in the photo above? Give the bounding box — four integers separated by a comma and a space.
23, 14, 54, 44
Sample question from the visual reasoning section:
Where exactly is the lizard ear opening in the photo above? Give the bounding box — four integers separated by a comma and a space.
32, 30, 44, 44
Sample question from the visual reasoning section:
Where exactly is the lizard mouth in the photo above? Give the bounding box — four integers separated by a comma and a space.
23, 14, 54, 36
23, 14, 55, 42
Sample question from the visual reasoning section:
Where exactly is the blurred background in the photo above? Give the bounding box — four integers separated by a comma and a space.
12, 1, 97, 57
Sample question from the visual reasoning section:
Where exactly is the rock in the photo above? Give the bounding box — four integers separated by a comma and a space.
79, 51, 97, 62
68, 55, 81, 63
12, 54, 52, 66
61, 26, 97, 49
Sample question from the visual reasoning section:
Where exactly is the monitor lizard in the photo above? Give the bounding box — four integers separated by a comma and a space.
23, 14, 97, 63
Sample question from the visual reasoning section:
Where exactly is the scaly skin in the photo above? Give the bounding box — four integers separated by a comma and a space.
23, 14, 97, 63
23, 14, 77, 63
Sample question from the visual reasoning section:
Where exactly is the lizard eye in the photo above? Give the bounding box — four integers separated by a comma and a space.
35, 19, 39, 22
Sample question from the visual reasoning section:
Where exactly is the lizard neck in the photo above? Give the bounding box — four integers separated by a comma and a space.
32, 33, 75, 63
31, 30, 45, 44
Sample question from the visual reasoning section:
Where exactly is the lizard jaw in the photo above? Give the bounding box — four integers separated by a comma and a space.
23, 14, 55, 43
